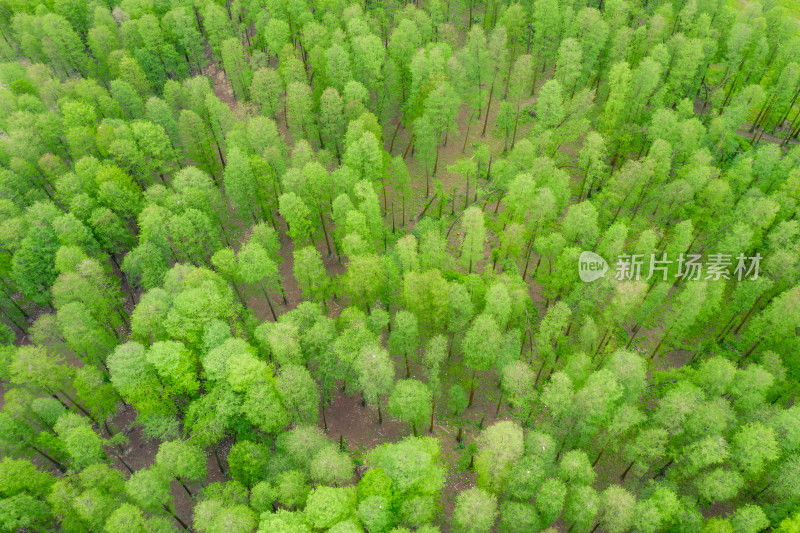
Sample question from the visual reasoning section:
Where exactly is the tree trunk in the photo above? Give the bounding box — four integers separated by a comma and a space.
213, 445, 226, 476
619, 458, 636, 480
463, 111, 475, 152
177, 478, 193, 497
319, 211, 333, 256
493, 190, 505, 214
262, 288, 278, 321
429, 396, 436, 433
521, 231, 536, 279
389, 119, 402, 153
464, 172, 470, 209
535, 356, 546, 385
738, 336, 764, 366
592, 444, 606, 467
481, 74, 496, 137
432, 143, 441, 178
649, 328, 671, 361
653, 459, 674, 479
403, 134, 415, 159
279, 282, 289, 306
733, 295, 764, 335
231, 280, 248, 307
163, 504, 189, 530
110, 449, 134, 474
29, 444, 66, 472
468, 369, 477, 407
417, 192, 438, 220
495, 389, 503, 415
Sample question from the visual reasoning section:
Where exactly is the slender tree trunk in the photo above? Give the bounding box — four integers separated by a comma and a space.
535, 356, 546, 385
403, 134, 415, 159
389, 119, 402, 153
738, 336, 764, 366
1, 308, 26, 331
417, 192, 438, 220
432, 143, 441, 178
262, 288, 278, 321
231, 281, 248, 307
163, 504, 189, 530
521, 230, 537, 279
716, 312, 740, 341
59, 390, 96, 421
733, 295, 764, 334
777, 89, 800, 126
481, 74, 496, 136
2, 287, 29, 319
468, 369, 478, 407
279, 281, 289, 306
511, 102, 521, 148
429, 396, 436, 433
649, 330, 669, 361
781, 109, 800, 145
464, 172, 470, 209
493, 190, 505, 213
425, 169, 430, 198
653, 459, 674, 479
29, 444, 66, 472
495, 390, 503, 415
110, 449, 134, 474
620, 458, 636, 480
213, 445, 226, 475
463, 111, 475, 153
592, 444, 607, 467
177, 478, 193, 497
319, 211, 332, 256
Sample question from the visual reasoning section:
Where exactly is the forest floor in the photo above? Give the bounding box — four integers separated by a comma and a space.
21, 44, 783, 529
102, 59, 755, 528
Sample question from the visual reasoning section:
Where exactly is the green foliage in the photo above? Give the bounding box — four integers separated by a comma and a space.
1, 2, 799, 532
452, 488, 498, 533
304, 486, 357, 530
388, 379, 432, 435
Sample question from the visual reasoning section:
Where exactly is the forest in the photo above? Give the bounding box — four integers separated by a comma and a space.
0, 0, 800, 531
